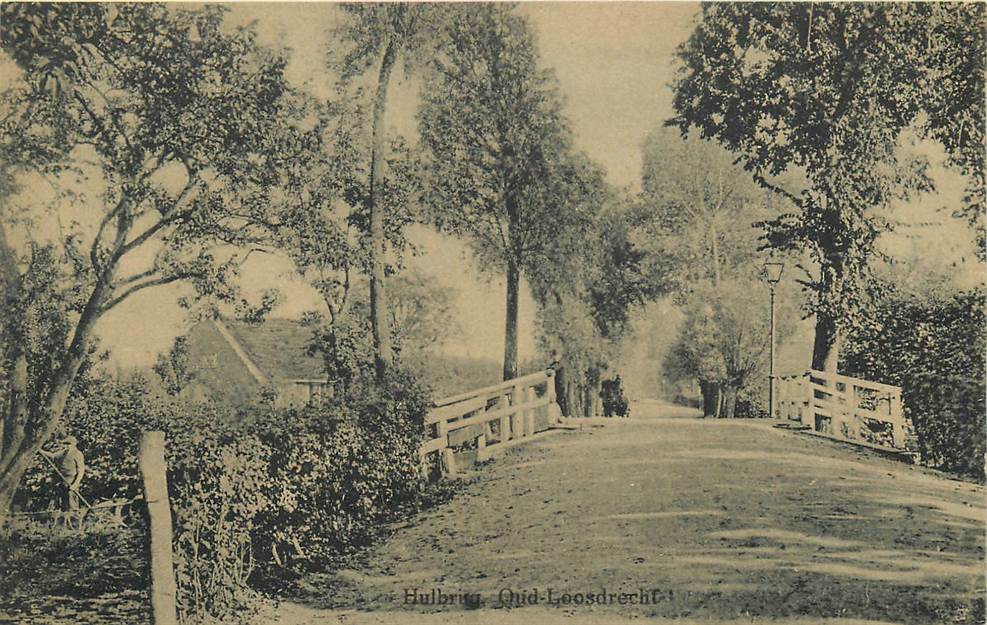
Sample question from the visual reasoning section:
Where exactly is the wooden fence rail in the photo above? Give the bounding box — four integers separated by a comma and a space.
420, 369, 562, 476
776, 369, 910, 450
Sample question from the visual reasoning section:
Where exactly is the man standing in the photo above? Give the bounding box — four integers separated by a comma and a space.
549, 351, 569, 418
40, 436, 85, 527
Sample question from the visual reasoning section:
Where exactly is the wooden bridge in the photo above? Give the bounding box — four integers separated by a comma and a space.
420, 369, 562, 476
775, 370, 911, 453
280, 388, 985, 625
421, 368, 916, 480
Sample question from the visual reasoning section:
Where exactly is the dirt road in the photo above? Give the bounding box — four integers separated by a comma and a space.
279, 415, 985, 625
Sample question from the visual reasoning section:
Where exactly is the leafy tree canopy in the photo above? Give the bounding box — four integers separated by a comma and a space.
0, 3, 310, 514
670, 2, 985, 369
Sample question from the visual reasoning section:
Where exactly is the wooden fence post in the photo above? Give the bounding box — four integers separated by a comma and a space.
524, 386, 536, 436
139, 431, 178, 625
889, 391, 905, 448
436, 420, 456, 476
802, 372, 813, 429
511, 383, 524, 439
498, 393, 511, 443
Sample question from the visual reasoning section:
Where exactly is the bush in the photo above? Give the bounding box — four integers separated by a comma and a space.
245, 370, 429, 571
842, 286, 985, 479
17, 365, 432, 623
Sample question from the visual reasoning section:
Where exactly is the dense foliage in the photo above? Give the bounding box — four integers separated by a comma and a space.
841, 287, 985, 478
671, 3, 985, 372
635, 128, 797, 416
0, 2, 314, 516
17, 370, 431, 623
419, 4, 609, 381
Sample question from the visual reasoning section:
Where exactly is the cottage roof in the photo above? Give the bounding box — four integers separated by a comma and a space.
222, 318, 326, 382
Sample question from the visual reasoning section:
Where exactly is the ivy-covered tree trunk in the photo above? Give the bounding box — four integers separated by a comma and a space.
368, 39, 398, 382
502, 258, 520, 381
721, 386, 737, 419
811, 315, 842, 373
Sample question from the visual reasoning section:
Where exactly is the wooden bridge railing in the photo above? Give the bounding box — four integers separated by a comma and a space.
420, 369, 561, 476
776, 369, 909, 450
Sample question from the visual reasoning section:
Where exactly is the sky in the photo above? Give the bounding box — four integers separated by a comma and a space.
95, 2, 705, 369
6, 2, 979, 373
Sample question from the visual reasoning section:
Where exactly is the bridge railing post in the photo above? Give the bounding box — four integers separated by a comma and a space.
511, 382, 524, 439
889, 390, 905, 448
436, 419, 456, 476
524, 386, 535, 436
498, 393, 511, 443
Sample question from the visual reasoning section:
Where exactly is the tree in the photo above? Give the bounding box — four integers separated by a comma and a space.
387, 270, 458, 356
636, 127, 778, 293
270, 94, 421, 333
333, 3, 450, 382
419, 4, 600, 381
0, 4, 303, 515
664, 280, 796, 418
670, 3, 984, 372
535, 196, 660, 417
153, 335, 193, 396
634, 127, 789, 415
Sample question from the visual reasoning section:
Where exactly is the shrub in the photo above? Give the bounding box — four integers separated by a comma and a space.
842, 286, 985, 479
247, 365, 429, 570
16, 364, 431, 623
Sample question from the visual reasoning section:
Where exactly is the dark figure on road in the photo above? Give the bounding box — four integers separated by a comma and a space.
40, 436, 85, 528
549, 352, 569, 417
601, 375, 630, 418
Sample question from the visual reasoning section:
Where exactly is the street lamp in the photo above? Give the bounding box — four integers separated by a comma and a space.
763, 260, 784, 419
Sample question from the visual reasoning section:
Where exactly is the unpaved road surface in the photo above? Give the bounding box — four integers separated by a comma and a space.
278, 415, 985, 625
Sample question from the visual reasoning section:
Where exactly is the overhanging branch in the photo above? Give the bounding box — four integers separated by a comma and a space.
101, 274, 183, 313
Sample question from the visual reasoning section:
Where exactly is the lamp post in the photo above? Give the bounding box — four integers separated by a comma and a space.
763, 260, 784, 419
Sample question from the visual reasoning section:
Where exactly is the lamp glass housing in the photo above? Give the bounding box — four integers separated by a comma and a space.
763, 261, 784, 285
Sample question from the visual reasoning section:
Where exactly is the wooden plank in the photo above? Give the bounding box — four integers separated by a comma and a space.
835, 373, 901, 395
807, 381, 846, 398
813, 397, 902, 424
808, 369, 902, 395
419, 437, 448, 455
425, 396, 487, 425
442, 447, 456, 475
432, 371, 550, 407
448, 423, 486, 446
525, 387, 536, 436
448, 397, 549, 432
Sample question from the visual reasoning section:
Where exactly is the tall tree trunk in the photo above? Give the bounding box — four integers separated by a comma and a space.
566, 380, 583, 420
502, 258, 520, 381
721, 386, 737, 418
0, 323, 96, 518
0, 248, 110, 517
710, 223, 721, 288
369, 39, 398, 383
811, 314, 842, 373
700, 380, 719, 418
582, 383, 595, 417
